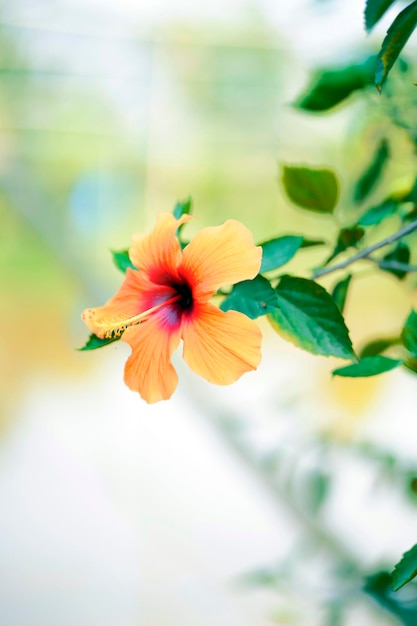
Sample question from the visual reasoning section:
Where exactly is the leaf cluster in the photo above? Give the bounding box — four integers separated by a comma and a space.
365, 0, 417, 91
80, 176, 417, 388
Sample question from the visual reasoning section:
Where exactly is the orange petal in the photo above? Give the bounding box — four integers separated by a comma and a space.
82, 269, 150, 338
182, 302, 262, 385
181, 220, 261, 299
122, 310, 181, 403
129, 212, 192, 283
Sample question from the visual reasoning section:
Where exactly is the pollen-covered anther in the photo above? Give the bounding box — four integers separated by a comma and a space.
87, 295, 183, 339
92, 313, 133, 338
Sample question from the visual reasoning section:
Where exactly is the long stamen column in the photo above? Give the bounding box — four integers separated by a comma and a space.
82, 295, 182, 338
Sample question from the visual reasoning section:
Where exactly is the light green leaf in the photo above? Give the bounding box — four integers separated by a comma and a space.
375, 1, 417, 91
401, 309, 417, 356
304, 470, 330, 514
365, 0, 398, 31
391, 544, 417, 591
282, 165, 339, 214
295, 57, 375, 112
269, 276, 355, 360
353, 138, 389, 203
111, 249, 136, 273
78, 333, 121, 351
333, 355, 403, 377
220, 275, 279, 319
260, 236, 303, 273
358, 199, 398, 226
331, 274, 352, 313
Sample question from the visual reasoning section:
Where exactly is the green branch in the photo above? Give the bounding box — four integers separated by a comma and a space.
312, 219, 417, 280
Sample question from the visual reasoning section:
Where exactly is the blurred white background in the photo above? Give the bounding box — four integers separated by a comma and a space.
2, 0, 417, 624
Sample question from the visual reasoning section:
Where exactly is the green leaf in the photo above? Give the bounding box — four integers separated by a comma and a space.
365, 0, 398, 31
173, 197, 192, 238
365, 571, 417, 626
173, 197, 192, 220
220, 275, 279, 319
358, 198, 398, 226
333, 355, 403, 377
326, 226, 365, 264
401, 309, 417, 356
301, 238, 326, 248
295, 57, 375, 112
78, 333, 121, 351
331, 274, 352, 313
391, 544, 417, 591
403, 205, 417, 223
269, 276, 355, 360
375, 1, 417, 91
403, 177, 417, 202
304, 470, 330, 514
353, 138, 390, 203
260, 236, 303, 273
111, 249, 136, 273
406, 473, 417, 501
381, 242, 411, 279
282, 165, 339, 214
405, 357, 417, 373
359, 336, 400, 358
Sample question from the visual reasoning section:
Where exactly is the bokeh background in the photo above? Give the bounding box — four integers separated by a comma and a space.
2, 0, 417, 624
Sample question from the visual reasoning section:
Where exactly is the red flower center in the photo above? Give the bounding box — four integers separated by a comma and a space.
171, 280, 193, 312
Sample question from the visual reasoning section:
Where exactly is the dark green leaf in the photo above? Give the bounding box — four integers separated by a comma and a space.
401, 309, 417, 356
269, 276, 355, 360
331, 274, 352, 313
333, 355, 403, 377
78, 333, 121, 351
282, 165, 339, 214
301, 238, 326, 248
260, 236, 303, 273
295, 57, 375, 112
365, 0, 398, 31
326, 226, 365, 264
403, 205, 417, 223
353, 138, 390, 203
375, 1, 417, 91
381, 242, 411, 279
392, 544, 417, 591
365, 571, 417, 626
359, 336, 400, 358
406, 473, 417, 501
220, 275, 279, 319
403, 177, 417, 202
358, 198, 398, 226
405, 357, 417, 373
173, 197, 192, 220
111, 249, 136, 273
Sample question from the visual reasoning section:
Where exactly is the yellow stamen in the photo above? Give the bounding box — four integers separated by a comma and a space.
85, 295, 182, 338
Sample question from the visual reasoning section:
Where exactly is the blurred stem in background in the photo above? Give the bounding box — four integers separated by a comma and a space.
186, 378, 417, 625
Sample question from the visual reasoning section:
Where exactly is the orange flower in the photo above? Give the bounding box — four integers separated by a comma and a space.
82, 212, 262, 403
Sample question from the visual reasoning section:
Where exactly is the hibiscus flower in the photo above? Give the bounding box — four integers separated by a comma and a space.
82, 212, 262, 403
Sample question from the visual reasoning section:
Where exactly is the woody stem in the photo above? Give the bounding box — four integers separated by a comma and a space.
312, 218, 417, 280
